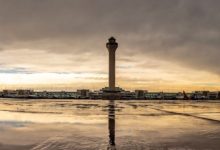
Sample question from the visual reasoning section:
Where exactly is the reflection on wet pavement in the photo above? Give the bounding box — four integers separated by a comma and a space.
0, 99, 220, 149
108, 100, 116, 150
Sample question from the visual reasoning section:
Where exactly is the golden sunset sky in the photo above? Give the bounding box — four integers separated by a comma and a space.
0, 0, 220, 92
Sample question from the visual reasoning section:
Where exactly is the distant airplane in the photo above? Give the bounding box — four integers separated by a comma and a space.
183, 91, 189, 100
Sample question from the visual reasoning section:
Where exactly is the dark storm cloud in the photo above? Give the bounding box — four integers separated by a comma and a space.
0, 0, 220, 73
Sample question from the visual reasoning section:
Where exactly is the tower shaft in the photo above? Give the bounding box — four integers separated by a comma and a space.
109, 50, 115, 90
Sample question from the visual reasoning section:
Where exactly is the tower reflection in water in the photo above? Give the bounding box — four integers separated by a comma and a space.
108, 100, 116, 150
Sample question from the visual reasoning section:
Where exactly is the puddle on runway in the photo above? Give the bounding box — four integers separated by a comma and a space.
0, 99, 220, 150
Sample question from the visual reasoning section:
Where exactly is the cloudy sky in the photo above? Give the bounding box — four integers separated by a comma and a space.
0, 0, 220, 91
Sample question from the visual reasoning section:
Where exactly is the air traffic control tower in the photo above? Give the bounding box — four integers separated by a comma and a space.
106, 37, 118, 91
103, 37, 121, 100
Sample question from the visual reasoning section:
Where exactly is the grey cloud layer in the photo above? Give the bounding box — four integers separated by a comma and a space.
0, 0, 219, 74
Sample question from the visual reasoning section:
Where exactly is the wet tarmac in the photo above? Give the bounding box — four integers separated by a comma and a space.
0, 99, 220, 150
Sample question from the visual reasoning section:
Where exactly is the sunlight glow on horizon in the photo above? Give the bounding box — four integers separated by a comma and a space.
0, 45, 220, 92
